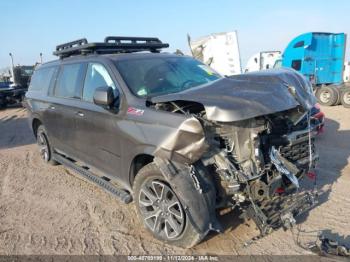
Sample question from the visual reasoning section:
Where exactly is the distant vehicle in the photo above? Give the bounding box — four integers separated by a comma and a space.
11, 65, 34, 89
187, 32, 242, 76
0, 64, 34, 109
26, 36, 317, 248
276, 32, 350, 107
244, 51, 281, 73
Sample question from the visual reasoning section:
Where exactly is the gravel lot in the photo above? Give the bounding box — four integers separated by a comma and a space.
0, 105, 349, 256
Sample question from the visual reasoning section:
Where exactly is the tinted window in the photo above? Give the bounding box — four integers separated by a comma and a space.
54, 63, 85, 98
115, 56, 221, 97
294, 41, 304, 48
291, 60, 302, 71
29, 67, 56, 92
83, 63, 116, 102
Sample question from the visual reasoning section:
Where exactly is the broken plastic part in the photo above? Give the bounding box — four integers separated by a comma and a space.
270, 146, 300, 188
316, 234, 350, 257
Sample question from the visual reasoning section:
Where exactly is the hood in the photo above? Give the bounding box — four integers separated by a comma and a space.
151, 68, 316, 122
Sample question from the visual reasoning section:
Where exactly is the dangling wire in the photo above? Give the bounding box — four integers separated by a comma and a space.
307, 110, 317, 192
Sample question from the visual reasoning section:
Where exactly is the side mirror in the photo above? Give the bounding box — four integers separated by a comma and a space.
93, 86, 116, 107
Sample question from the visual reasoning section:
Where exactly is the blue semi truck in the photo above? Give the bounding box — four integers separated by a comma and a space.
275, 32, 350, 107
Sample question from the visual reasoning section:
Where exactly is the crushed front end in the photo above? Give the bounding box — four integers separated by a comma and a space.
150, 69, 319, 239
198, 106, 318, 237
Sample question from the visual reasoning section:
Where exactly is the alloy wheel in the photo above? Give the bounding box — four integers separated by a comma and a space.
138, 180, 185, 240
37, 132, 49, 162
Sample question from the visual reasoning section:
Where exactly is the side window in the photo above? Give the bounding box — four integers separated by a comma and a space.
54, 63, 85, 99
293, 41, 304, 48
83, 63, 116, 102
29, 67, 56, 92
291, 60, 302, 71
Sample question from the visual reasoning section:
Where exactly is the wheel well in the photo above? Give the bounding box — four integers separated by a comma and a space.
129, 154, 154, 186
32, 118, 42, 137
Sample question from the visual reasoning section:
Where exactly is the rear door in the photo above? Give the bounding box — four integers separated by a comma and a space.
44, 62, 86, 156
73, 62, 124, 177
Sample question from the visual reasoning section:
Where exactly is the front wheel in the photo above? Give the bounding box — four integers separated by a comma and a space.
133, 163, 206, 248
340, 89, 350, 108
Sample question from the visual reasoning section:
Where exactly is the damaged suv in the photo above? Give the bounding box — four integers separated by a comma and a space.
25, 37, 318, 248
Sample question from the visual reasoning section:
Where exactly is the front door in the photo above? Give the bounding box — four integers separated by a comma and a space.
73, 62, 123, 178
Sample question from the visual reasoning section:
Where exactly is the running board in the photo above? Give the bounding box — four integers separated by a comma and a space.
53, 153, 132, 204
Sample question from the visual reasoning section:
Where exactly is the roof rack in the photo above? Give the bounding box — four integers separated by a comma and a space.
53, 36, 169, 58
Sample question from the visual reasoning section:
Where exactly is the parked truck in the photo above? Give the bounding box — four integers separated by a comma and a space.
275, 32, 350, 107
0, 63, 34, 109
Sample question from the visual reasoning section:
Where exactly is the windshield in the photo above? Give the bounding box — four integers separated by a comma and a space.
115, 56, 221, 97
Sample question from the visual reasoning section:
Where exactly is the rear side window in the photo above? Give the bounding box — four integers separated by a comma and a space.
54, 63, 85, 99
29, 67, 56, 92
83, 63, 116, 102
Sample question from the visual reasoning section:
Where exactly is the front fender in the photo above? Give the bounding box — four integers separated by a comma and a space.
154, 157, 221, 235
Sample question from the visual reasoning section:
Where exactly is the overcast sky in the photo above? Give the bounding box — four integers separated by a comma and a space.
0, 0, 349, 69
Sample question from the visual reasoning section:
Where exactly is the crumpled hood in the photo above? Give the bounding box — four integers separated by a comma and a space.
151, 68, 316, 122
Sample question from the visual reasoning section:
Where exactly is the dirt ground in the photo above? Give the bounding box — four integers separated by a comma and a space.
0, 105, 349, 256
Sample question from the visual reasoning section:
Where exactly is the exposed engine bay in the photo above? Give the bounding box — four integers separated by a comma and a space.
149, 69, 319, 238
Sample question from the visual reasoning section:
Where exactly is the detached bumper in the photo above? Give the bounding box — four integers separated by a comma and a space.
245, 191, 317, 236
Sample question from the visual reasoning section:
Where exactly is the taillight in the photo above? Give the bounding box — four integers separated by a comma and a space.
314, 111, 325, 119
306, 172, 317, 180
276, 187, 285, 194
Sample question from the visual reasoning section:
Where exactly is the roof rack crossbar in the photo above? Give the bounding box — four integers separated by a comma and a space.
104, 36, 162, 44
53, 36, 169, 58
56, 38, 88, 52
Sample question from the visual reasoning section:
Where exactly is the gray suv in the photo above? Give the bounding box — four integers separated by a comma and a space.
25, 37, 318, 248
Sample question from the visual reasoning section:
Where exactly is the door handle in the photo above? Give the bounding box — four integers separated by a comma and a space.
76, 111, 84, 117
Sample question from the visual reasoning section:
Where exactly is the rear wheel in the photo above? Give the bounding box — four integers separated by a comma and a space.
133, 163, 205, 248
330, 86, 341, 105
340, 89, 350, 108
315, 85, 338, 106
36, 125, 58, 165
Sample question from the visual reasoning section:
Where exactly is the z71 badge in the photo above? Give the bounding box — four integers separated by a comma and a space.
127, 107, 144, 116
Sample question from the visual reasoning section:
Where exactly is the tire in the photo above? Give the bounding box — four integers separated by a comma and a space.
36, 125, 58, 165
330, 85, 341, 105
133, 163, 205, 248
315, 85, 338, 106
340, 89, 350, 108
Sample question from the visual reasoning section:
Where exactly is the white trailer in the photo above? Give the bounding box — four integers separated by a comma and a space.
187, 31, 242, 76
244, 51, 281, 73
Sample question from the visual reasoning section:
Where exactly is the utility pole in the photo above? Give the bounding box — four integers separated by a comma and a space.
9, 53, 14, 81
